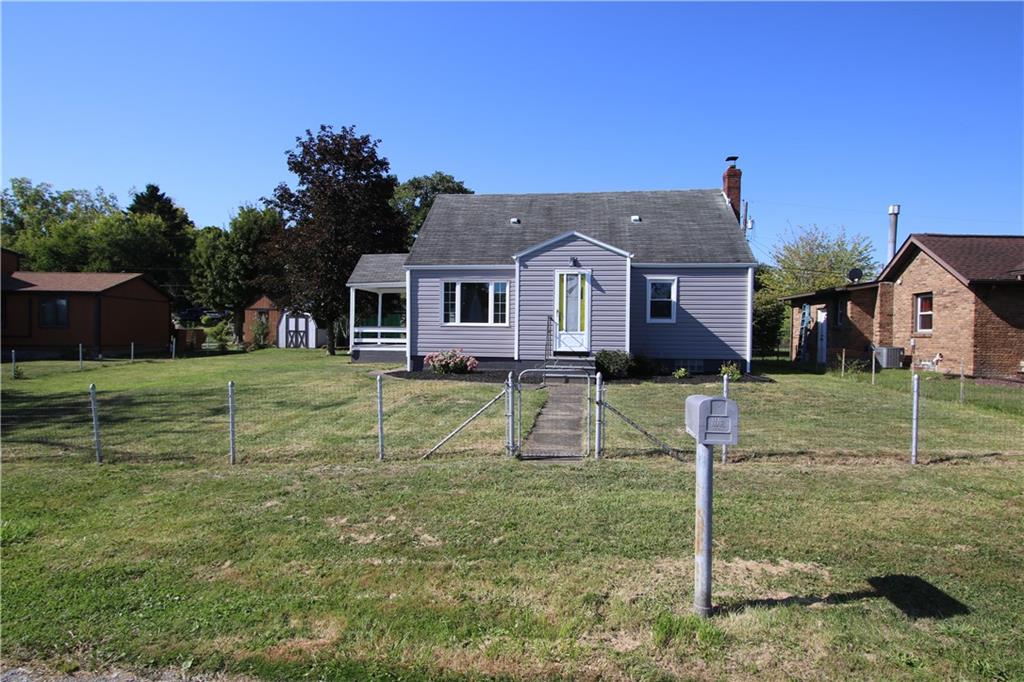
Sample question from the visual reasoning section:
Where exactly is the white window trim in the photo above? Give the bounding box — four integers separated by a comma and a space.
441, 280, 510, 326
645, 275, 677, 324
915, 292, 933, 333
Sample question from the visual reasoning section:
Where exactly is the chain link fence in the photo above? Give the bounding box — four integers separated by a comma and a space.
3, 358, 1020, 466
600, 364, 1022, 463
1, 371, 546, 464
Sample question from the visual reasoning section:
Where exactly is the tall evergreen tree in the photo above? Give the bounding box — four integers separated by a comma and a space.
128, 184, 196, 304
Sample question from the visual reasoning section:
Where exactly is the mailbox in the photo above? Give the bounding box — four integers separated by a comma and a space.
685, 394, 739, 446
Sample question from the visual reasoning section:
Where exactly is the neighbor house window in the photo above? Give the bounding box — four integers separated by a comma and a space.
915, 293, 933, 332
442, 281, 509, 325
39, 297, 69, 328
646, 276, 677, 323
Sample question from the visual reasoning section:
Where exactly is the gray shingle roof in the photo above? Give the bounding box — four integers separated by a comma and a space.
347, 253, 409, 285
405, 189, 755, 266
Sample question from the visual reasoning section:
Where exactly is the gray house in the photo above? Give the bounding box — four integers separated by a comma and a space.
347, 163, 756, 373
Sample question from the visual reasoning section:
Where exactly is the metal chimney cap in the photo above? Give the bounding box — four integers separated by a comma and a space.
725, 155, 739, 167
888, 204, 901, 215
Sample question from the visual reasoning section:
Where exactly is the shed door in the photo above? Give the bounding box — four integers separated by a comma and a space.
285, 314, 309, 348
554, 271, 590, 353
816, 309, 828, 364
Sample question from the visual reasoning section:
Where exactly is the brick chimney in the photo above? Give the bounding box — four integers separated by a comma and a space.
722, 157, 741, 222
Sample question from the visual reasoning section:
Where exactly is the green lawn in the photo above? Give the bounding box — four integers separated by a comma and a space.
3, 353, 1023, 680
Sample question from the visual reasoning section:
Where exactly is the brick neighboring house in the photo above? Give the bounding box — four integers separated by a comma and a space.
2, 247, 173, 358
785, 234, 1024, 378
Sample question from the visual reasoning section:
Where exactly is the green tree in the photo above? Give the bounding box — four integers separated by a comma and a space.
190, 206, 284, 340
760, 225, 880, 357
763, 224, 879, 297
86, 212, 171, 273
266, 125, 406, 355
392, 171, 472, 243
127, 184, 197, 304
752, 265, 787, 356
2, 178, 119, 267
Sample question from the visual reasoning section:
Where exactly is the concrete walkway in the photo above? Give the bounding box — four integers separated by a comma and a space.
521, 382, 586, 459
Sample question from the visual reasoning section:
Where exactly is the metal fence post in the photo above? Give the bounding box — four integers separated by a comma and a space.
594, 372, 604, 459
79, 343, 84, 370
89, 383, 103, 464
959, 361, 965, 405
871, 349, 876, 385
130, 341, 135, 363
376, 375, 384, 461
910, 374, 920, 465
694, 441, 713, 617
721, 374, 730, 464
841, 349, 846, 378
10, 350, 15, 379
505, 371, 514, 458
171, 337, 176, 360
228, 381, 237, 465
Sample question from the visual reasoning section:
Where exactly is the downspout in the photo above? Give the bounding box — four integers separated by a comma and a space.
513, 256, 520, 361
624, 255, 632, 354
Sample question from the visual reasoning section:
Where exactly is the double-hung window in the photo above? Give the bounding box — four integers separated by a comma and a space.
645, 276, 677, 323
915, 293, 933, 333
39, 297, 69, 328
442, 281, 508, 325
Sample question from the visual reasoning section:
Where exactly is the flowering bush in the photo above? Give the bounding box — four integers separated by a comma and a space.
424, 348, 479, 374
719, 361, 742, 381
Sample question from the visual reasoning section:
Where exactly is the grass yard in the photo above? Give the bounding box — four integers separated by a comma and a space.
3, 352, 1023, 680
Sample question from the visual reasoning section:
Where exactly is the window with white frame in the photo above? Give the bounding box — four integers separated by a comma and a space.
915, 292, 933, 332
646, 276, 677, 323
442, 281, 509, 325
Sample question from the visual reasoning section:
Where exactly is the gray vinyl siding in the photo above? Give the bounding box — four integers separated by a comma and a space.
519, 235, 628, 360
630, 267, 749, 359
409, 268, 515, 358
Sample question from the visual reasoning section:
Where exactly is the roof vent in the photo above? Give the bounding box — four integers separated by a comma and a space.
630, 215, 641, 223
510, 217, 521, 225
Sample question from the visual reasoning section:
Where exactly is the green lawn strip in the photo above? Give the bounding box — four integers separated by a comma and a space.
3, 459, 1022, 679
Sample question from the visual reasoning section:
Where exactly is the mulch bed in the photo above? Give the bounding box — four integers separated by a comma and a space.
385, 370, 774, 385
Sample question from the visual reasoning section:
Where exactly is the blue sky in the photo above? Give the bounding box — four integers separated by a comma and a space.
3, 2, 1022, 266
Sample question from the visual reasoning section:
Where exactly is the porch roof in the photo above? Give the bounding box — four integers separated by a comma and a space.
347, 253, 409, 287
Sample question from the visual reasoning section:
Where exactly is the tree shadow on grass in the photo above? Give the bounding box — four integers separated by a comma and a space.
720, 574, 971, 620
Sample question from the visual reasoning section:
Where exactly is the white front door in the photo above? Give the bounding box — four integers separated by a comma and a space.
816, 309, 828, 364
554, 271, 590, 353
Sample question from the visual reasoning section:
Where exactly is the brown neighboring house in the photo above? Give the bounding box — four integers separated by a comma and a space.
2, 247, 172, 358
785, 234, 1024, 378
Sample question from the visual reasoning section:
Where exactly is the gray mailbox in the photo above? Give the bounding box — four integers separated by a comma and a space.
685, 394, 739, 446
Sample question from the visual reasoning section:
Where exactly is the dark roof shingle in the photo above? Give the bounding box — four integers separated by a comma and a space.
883, 234, 1024, 283
346, 253, 409, 285
406, 190, 755, 266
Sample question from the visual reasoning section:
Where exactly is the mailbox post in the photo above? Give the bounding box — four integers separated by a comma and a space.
685, 394, 739, 617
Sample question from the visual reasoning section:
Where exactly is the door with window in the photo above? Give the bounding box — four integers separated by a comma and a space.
554, 271, 590, 352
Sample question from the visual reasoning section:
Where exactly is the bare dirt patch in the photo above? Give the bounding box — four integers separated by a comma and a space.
263, 617, 347, 662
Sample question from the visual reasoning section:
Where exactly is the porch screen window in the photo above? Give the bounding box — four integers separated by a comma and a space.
646, 277, 677, 323
39, 297, 69, 328
442, 281, 509, 325
915, 293, 933, 332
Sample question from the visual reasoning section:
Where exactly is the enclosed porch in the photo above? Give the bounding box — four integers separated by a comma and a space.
346, 253, 410, 364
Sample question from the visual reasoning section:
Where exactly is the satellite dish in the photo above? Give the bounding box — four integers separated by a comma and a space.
847, 267, 864, 283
